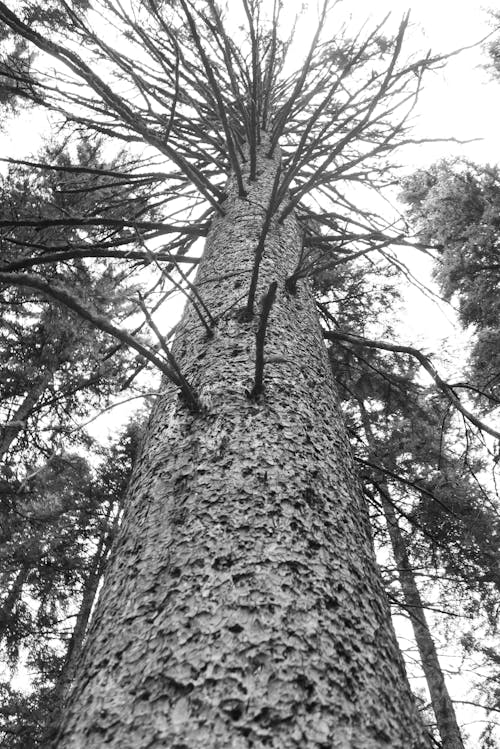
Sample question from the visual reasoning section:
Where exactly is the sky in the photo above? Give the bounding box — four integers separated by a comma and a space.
392, 2, 499, 357
4, 1, 499, 166
396, 2, 500, 165
334, 1, 500, 363
3, 7, 496, 477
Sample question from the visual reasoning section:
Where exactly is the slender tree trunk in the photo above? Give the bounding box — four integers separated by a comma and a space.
44, 514, 119, 744
380, 490, 465, 749
53, 555, 102, 700
54, 516, 117, 704
0, 369, 53, 460
54, 144, 430, 748
0, 564, 29, 639
359, 405, 465, 749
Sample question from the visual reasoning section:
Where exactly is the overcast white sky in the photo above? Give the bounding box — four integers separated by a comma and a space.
337, 1, 500, 358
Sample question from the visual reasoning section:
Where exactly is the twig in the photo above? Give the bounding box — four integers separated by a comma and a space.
452, 700, 500, 715
136, 294, 199, 411
244, 165, 281, 319
134, 231, 214, 338
248, 281, 278, 399
0, 1, 226, 211
179, 0, 247, 197
242, 0, 259, 179
0, 249, 200, 273
0, 217, 207, 234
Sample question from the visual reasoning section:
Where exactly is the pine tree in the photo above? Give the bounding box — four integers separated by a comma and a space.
0, 422, 140, 748
0, 2, 496, 746
0, 136, 152, 467
359, 402, 465, 749
321, 259, 500, 746
400, 159, 500, 408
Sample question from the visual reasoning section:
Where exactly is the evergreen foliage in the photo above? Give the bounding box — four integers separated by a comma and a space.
0, 422, 140, 747
400, 160, 500, 407
323, 260, 500, 743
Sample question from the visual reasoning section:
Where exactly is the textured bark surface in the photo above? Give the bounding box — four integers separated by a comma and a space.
44, 522, 116, 744
54, 147, 431, 748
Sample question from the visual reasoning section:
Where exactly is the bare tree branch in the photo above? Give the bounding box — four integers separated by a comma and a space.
325, 330, 500, 441
0, 271, 197, 404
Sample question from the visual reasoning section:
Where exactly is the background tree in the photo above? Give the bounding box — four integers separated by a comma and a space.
400, 159, 500, 409
319, 257, 500, 747
0, 420, 141, 748
399, 156, 500, 745
0, 133, 162, 468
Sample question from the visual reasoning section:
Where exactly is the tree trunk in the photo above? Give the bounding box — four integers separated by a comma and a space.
44, 513, 119, 744
53, 515, 117, 704
54, 144, 430, 748
359, 405, 464, 749
380, 488, 465, 749
0, 369, 53, 461
0, 564, 29, 639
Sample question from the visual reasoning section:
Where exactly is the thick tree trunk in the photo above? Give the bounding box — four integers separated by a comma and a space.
359, 405, 464, 749
54, 145, 430, 748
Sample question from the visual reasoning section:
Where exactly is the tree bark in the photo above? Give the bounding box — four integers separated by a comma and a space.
359, 405, 465, 749
54, 145, 431, 748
